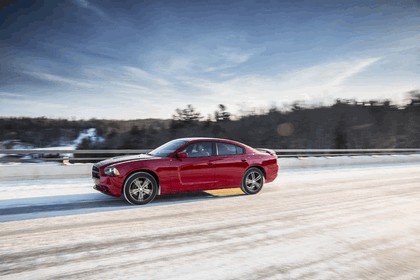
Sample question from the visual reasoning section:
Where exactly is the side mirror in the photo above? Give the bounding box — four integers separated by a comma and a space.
176, 152, 188, 159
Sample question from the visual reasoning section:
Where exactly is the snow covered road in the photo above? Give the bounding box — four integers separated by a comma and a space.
1, 163, 420, 279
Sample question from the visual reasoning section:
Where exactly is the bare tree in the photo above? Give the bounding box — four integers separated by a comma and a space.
214, 104, 231, 122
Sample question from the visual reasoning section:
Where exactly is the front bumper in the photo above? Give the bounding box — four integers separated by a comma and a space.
92, 176, 123, 197
93, 184, 111, 195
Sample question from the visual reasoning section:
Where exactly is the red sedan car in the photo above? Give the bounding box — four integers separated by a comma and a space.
92, 138, 278, 205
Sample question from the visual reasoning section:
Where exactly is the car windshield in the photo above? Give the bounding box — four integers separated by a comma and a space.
148, 139, 188, 157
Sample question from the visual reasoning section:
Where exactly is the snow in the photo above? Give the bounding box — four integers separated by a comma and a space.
32, 128, 104, 157
0, 128, 104, 160
0, 162, 92, 180
0, 163, 420, 279
72, 128, 104, 147
0, 161, 418, 221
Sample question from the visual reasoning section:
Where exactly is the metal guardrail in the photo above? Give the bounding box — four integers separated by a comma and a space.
1, 148, 420, 163
0, 149, 151, 163
271, 148, 420, 158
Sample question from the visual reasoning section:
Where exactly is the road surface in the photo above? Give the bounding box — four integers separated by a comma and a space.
1, 163, 420, 279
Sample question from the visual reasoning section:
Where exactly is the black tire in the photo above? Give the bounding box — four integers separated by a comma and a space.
241, 167, 264, 195
123, 172, 158, 205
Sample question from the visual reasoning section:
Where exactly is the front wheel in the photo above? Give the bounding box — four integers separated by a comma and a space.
123, 172, 158, 205
241, 167, 264, 195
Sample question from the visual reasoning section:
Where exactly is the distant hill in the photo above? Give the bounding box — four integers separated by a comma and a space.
1, 95, 419, 149
0, 117, 171, 148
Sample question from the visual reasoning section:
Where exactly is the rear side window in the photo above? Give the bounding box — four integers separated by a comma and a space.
182, 142, 213, 158
216, 143, 244, 156
236, 146, 245, 154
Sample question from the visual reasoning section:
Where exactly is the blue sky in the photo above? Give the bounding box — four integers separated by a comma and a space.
1, 0, 419, 119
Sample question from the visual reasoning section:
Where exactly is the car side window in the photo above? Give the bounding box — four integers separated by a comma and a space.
216, 143, 244, 156
182, 142, 213, 158
236, 146, 245, 154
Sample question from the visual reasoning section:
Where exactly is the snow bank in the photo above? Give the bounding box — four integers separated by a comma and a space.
72, 128, 104, 147
0, 163, 92, 180
0, 154, 419, 180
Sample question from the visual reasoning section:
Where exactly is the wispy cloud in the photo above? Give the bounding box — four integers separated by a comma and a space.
121, 66, 170, 87
72, 0, 106, 18
202, 47, 256, 72
175, 56, 383, 114
156, 56, 195, 74
0, 92, 25, 98
150, 46, 258, 75
22, 61, 173, 95
24, 71, 94, 88
289, 57, 382, 89
4, 52, 409, 119
221, 49, 252, 65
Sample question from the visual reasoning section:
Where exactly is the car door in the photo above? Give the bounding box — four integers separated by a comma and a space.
172, 141, 216, 192
211, 142, 248, 188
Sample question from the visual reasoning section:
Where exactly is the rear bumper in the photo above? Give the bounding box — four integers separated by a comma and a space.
265, 163, 279, 183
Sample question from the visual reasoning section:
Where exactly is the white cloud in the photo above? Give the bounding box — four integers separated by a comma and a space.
202, 48, 256, 73
220, 47, 253, 65
0, 92, 25, 98
157, 57, 195, 74
9, 53, 416, 120
150, 46, 257, 75
24, 71, 94, 88
74, 0, 89, 8
101, 56, 386, 119
121, 66, 170, 87
170, 57, 384, 116
72, 0, 106, 18
289, 57, 382, 89
203, 57, 378, 95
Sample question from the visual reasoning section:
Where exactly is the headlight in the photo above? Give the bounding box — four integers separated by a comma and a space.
104, 166, 120, 176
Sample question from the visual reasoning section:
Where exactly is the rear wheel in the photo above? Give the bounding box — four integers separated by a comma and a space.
241, 167, 264, 195
123, 172, 158, 205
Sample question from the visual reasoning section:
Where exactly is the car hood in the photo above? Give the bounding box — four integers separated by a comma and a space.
95, 154, 160, 168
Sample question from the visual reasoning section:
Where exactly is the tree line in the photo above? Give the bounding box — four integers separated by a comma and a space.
1, 90, 419, 150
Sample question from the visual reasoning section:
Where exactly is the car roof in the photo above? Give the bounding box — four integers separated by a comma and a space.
175, 137, 253, 149
177, 137, 235, 142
